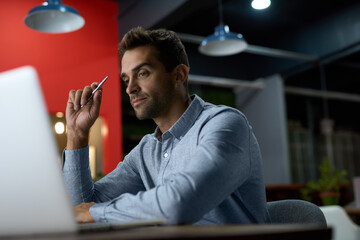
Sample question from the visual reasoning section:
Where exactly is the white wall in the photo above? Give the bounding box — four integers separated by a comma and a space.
236, 74, 291, 184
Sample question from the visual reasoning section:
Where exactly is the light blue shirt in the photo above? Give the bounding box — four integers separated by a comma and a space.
62, 95, 270, 225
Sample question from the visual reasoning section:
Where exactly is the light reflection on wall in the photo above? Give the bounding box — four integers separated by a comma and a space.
54, 122, 65, 134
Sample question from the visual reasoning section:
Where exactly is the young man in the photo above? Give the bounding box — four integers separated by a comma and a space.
63, 27, 270, 225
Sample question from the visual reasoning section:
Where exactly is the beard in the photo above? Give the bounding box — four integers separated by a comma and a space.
133, 79, 176, 120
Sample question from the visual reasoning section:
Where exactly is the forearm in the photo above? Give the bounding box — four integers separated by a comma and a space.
90, 161, 243, 225
90, 145, 247, 224
62, 146, 95, 206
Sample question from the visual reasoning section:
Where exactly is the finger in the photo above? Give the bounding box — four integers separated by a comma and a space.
66, 90, 76, 114
87, 82, 102, 111
91, 89, 102, 115
67, 89, 76, 104
81, 85, 93, 107
91, 82, 99, 90
74, 89, 83, 111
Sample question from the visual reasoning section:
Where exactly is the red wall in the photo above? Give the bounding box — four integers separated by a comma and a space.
0, 0, 122, 173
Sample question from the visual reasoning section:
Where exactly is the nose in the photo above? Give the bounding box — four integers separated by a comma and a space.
125, 78, 140, 95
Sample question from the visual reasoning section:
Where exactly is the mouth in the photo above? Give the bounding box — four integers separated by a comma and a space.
131, 97, 147, 107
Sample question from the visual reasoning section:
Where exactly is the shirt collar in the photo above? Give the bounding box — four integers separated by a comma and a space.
153, 94, 204, 141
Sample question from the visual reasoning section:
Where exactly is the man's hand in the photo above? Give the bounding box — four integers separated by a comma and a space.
74, 202, 96, 223
66, 82, 102, 150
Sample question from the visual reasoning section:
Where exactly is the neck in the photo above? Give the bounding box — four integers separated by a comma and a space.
154, 94, 191, 134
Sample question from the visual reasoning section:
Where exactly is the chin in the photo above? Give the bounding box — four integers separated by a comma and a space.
134, 111, 148, 120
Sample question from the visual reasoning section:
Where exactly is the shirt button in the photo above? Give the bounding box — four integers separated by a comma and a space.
164, 152, 169, 158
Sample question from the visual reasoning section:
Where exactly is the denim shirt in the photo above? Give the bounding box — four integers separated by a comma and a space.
62, 95, 270, 225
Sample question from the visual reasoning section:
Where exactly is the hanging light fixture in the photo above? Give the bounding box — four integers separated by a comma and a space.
25, 0, 85, 34
199, 0, 248, 56
251, 0, 271, 10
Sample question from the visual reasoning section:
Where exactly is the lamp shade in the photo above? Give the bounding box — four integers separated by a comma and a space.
24, 0, 85, 34
199, 25, 248, 56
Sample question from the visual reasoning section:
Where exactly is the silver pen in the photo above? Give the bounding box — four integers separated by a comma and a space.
81, 76, 108, 107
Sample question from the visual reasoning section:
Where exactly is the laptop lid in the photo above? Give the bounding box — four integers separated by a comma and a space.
0, 66, 77, 236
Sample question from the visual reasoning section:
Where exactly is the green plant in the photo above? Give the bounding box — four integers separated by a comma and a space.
301, 158, 348, 202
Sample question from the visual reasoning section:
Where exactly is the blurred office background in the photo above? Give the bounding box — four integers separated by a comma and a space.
1, 0, 360, 193
118, 0, 360, 187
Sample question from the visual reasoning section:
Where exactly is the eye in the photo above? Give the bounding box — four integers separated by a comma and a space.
138, 70, 149, 78
122, 78, 129, 86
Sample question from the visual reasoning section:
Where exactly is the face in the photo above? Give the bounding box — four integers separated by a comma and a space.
121, 45, 176, 120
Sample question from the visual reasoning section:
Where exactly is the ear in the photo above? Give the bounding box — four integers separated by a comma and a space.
173, 64, 189, 85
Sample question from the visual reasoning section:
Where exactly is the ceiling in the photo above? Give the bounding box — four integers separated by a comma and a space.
116, 0, 360, 129
117, 0, 360, 86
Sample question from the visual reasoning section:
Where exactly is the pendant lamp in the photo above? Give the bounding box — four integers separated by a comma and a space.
25, 0, 85, 34
199, 0, 248, 56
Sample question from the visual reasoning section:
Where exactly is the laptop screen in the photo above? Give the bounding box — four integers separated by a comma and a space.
0, 66, 77, 236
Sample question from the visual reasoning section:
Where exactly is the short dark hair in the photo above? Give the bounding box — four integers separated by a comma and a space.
118, 27, 190, 73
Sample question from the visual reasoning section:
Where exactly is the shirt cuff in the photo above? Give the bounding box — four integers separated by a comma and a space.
62, 146, 89, 170
90, 202, 109, 222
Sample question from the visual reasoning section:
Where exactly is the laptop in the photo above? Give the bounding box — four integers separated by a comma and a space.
0, 66, 164, 237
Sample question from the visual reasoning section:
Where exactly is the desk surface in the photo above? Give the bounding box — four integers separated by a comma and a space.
5, 224, 331, 240
345, 207, 360, 225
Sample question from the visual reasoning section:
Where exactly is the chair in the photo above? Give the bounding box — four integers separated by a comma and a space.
267, 199, 327, 224
320, 205, 360, 240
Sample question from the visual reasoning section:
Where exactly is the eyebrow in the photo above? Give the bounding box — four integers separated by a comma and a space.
120, 62, 151, 80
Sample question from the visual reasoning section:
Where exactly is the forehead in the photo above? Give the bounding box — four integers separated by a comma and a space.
121, 45, 160, 73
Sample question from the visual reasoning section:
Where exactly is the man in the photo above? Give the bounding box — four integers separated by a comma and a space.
63, 27, 271, 225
